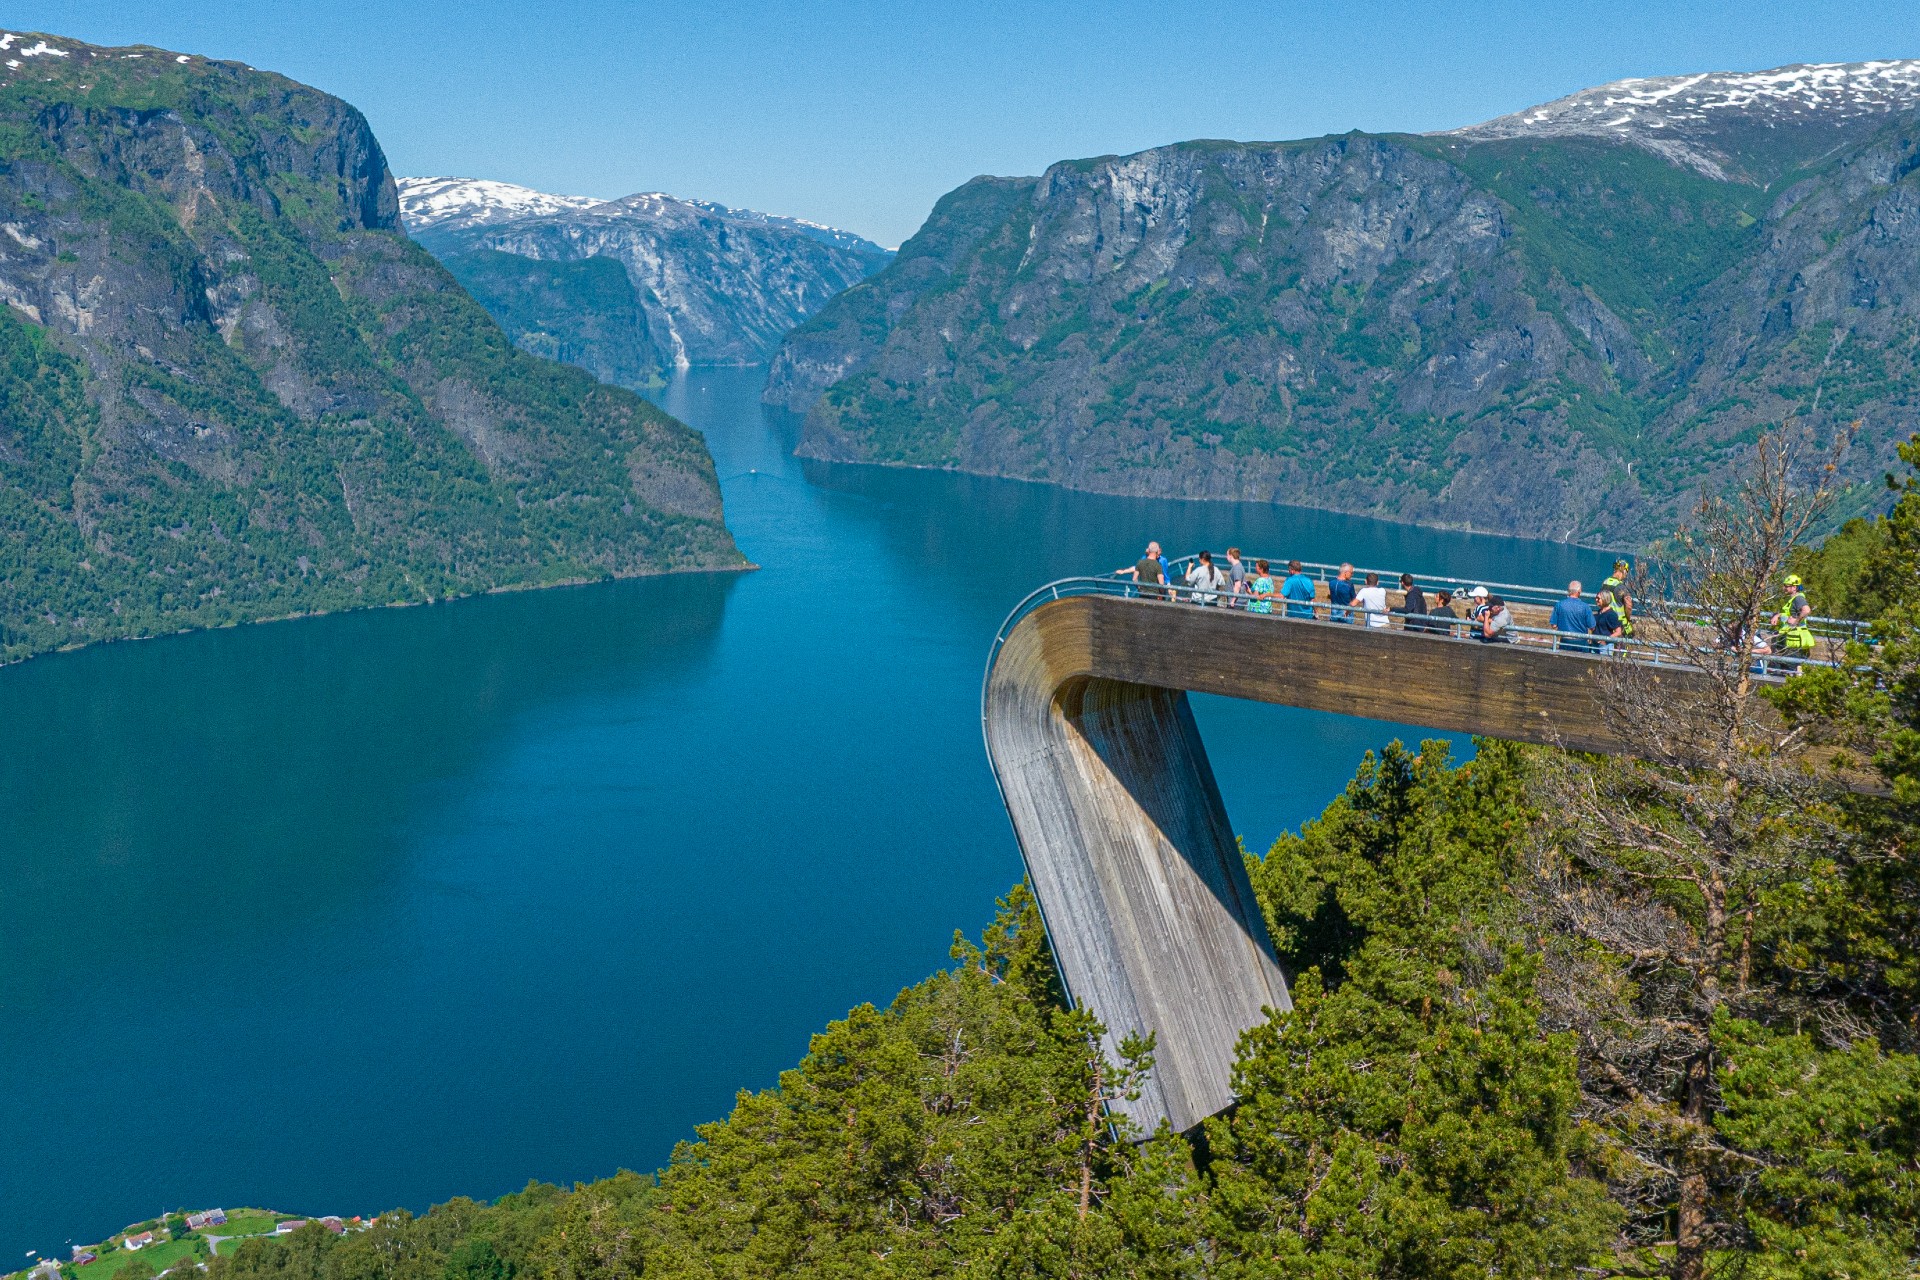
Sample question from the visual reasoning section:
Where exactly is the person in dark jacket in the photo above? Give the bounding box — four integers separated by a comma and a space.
1394, 573, 1428, 630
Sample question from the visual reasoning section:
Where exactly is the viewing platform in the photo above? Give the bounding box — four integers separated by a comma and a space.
981, 559, 1857, 1135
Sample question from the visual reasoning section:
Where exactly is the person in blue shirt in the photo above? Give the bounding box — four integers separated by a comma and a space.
1326, 562, 1357, 623
1548, 580, 1597, 651
1280, 559, 1317, 620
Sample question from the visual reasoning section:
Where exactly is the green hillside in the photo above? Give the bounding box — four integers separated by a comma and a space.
772, 110, 1920, 544
0, 34, 741, 663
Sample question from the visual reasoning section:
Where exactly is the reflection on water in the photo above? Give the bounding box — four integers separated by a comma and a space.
0, 367, 1614, 1254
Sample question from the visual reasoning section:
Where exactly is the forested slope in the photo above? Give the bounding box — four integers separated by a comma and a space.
0, 33, 742, 662
183, 449, 1920, 1278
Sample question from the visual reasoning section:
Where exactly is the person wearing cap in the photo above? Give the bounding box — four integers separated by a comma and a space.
1602, 559, 1635, 638
1773, 573, 1816, 664
1467, 585, 1491, 632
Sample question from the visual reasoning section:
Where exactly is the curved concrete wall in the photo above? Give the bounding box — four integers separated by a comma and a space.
983, 592, 1740, 1133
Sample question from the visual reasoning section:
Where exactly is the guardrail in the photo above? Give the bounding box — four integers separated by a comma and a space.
982, 570, 1840, 713
1143, 554, 1871, 644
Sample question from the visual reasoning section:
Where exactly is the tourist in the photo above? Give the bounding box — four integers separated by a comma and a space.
1429, 589, 1460, 637
1355, 571, 1390, 629
1602, 559, 1635, 638
1480, 594, 1514, 643
1225, 547, 1249, 608
1327, 562, 1357, 623
1773, 573, 1816, 664
1550, 580, 1595, 651
1129, 541, 1168, 600
1280, 559, 1316, 620
1185, 550, 1227, 605
1248, 559, 1276, 615
1592, 589, 1623, 655
1394, 572, 1428, 630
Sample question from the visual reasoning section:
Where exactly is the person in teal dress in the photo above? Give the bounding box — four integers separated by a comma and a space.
1248, 559, 1276, 615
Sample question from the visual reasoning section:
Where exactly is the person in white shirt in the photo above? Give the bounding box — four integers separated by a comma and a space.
1354, 571, 1390, 629
1185, 550, 1228, 605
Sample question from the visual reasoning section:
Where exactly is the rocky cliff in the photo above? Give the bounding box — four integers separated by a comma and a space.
401, 177, 891, 384
769, 60, 1920, 544
0, 31, 742, 661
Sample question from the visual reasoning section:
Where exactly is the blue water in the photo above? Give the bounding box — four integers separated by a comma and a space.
0, 367, 1614, 1255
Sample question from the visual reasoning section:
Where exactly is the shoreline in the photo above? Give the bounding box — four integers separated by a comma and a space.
0, 559, 758, 671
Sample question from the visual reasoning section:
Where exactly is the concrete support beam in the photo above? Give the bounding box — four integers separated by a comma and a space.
982, 593, 1735, 1132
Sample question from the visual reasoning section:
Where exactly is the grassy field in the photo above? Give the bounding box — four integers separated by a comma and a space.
85, 1239, 202, 1280
202, 1215, 277, 1242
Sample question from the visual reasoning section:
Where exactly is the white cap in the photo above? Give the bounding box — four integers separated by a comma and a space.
1469, 585, 1489, 598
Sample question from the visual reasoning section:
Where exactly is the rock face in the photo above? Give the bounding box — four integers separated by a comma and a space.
771, 59, 1920, 544
400, 177, 892, 384
0, 31, 742, 661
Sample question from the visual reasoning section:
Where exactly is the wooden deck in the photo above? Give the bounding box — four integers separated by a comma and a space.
982, 592, 1740, 1133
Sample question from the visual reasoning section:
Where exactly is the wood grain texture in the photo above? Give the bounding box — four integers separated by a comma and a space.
983, 593, 1738, 1134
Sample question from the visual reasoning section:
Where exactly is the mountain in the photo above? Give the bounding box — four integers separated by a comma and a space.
399, 177, 892, 385
768, 59, 1920, 545
0, 32, 742, 662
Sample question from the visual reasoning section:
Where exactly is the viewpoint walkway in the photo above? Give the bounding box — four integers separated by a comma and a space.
981, 561, 1855, 1134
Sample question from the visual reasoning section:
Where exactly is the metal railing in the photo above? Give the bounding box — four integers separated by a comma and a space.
983, 569, 1841, 703
1142, 554, 1871, 645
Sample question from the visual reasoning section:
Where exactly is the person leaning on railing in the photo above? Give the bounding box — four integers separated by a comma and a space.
1356, 572, 1390, 629
1126, 541, 1170, 601
1185, 551, 1227, 605
1479, 595, 1514, 643
1592, 591, 1624, 655
1248, 560, 1277, 614
1224, 547, 1248, 608
1327, 562, 1357, 623
1281, 560, 1317, 620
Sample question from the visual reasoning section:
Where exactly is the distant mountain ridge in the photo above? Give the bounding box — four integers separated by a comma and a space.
398, 177, 891, 382
1444, 59, 1920, 182
769, 57, 1920, 545
0, 31, 741, 661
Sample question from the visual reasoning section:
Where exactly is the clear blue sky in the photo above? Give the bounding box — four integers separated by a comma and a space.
7, 0, 1915, 246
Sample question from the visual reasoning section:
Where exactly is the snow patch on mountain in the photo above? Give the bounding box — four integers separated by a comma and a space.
1443, 58, 1920, 180
396, 177, 610, 233
398, 177, 890, 257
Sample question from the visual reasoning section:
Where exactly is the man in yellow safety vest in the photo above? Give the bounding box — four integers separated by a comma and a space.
1602, 560, 1635, 638
1773, 574, 1816, 665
